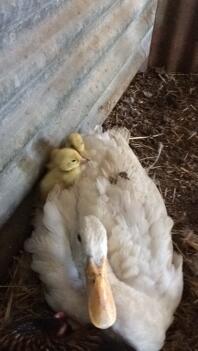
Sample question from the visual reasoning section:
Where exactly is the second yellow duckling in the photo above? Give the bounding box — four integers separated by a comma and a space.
66, 132, 90, 160
40, 148, 84, 199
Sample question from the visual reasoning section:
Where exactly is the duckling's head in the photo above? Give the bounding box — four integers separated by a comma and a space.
71, 215, 116, 330
68, 133, 90, 160
50, 148, 84, 171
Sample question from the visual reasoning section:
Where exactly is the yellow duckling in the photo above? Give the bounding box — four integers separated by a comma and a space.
40, 148, 84, 199
66, 132, 90, 160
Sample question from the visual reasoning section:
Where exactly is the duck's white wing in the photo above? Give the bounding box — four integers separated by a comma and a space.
78, 128, 183, 310
25, 187, 89, 322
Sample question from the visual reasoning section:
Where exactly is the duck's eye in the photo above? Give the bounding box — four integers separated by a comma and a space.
72, 159, 76, 163
77, 234, 82, 243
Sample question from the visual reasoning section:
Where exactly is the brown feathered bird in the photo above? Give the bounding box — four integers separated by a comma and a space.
0, 312, 135, 351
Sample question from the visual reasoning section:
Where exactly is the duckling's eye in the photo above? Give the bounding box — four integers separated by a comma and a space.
77, 234, 82, 243
72, 159, 76, 163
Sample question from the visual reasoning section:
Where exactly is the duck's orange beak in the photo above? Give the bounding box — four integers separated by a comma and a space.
86, 258, 116, 329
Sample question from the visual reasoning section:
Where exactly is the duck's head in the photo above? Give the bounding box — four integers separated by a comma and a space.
68, 133, 90, 160
71, 215, 116, 330
49, 148, 86, 171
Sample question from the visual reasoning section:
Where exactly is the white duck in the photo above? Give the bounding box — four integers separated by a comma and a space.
25, 127, 183, 351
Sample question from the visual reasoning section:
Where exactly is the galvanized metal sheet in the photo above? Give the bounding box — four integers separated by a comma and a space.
0, 0, 157, 227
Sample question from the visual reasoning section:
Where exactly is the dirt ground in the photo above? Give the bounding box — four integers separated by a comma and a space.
0, 69, 197, 350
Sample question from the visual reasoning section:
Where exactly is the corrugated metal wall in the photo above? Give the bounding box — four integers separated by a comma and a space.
0, 0, 157, 228
149, 0, 198, 72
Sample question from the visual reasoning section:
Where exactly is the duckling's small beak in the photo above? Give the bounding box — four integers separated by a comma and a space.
86, 257, 116, 329
79, 150, 90, 161
80, 155, 90, 163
